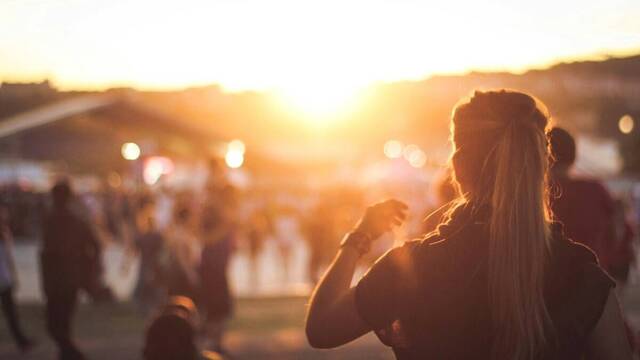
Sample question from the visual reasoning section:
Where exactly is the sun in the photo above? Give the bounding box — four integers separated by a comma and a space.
274, 80, 366, 124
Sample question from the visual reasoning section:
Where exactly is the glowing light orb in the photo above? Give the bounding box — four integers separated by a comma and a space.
143, 157, 174, 185
384, 140, 404, 159
408, 149, 427, 168
403, 144, 427, 168
225, 150, 244, 168
403, 144, 420, 160
121, 142, 141, 161
107, 172, 122, 188
619, 115, 634, 134
275, 80, 365, 124
228, 139, 246, 154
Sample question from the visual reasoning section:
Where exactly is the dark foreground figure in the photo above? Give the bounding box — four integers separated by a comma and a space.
306, 90, 633, 359
143, 296, 222, 360
548, 127, 636, 282
0, 204, 34, 352
40, 181, 106, 360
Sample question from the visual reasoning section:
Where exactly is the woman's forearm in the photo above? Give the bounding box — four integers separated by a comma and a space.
308, 247, 360, 314
306, 246, 364, 347
305, 200, 408, 348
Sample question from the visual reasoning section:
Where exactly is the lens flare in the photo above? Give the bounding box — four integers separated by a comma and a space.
121, 142, 141, 161
384, 140, 404, 159
619, 114, 634, 134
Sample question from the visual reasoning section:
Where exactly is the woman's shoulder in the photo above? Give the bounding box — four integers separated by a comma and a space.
550, 222, 606, 268
548, 223, 616, 341
373, 240, 423, 268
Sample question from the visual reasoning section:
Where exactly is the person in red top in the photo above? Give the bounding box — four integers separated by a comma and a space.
548, 127, 635, 279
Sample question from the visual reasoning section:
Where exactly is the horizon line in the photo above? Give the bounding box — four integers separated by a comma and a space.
2, 48, 639, 95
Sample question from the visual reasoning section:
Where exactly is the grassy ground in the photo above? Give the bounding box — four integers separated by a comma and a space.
0, 296, 394, 360
1, 285, 639, 360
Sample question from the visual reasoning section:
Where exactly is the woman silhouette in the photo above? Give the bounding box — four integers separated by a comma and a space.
305, 90, 632, 359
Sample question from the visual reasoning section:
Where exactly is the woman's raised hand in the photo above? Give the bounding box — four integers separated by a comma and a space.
355, 199, 408, 240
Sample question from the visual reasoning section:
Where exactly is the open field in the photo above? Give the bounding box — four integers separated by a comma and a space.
0, 296, 394, 360
3, 242, 639, 359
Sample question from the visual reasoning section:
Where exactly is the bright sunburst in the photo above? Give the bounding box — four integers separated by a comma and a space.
275, 80, 365, 122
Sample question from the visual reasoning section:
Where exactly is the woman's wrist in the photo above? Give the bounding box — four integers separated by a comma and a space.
339, 231, 372, 257
337, 244, 361, 260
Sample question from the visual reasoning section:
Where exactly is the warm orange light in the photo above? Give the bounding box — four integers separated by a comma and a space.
225, 151, 244, 168
143, 156, 174, 185
121, 142, 140, 161
228, 139, 246, 154
275, 82, 364, 122
408, 149, 427, 168
403, 144, 427, 168
619, 115, 634, 134
107, 172, 122, 188
225, 140, 245, 168
384, 140, 404, 159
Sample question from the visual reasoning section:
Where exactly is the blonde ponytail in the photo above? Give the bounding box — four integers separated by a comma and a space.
451, 90, 552, 359
489, 113, 551, 359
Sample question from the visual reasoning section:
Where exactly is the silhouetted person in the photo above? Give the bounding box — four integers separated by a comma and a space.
304, 199, 338, 285
549, 127, 635, 279
40, 181, 102, 360
272, 206, 300, 283
200, 185, 236, 353
246, 209, 269, 290
306, 91, 632, 359
131, 202, 167, 316
167, 206, 200, 300
0, 204, 34, 352
143, 296, 222, 360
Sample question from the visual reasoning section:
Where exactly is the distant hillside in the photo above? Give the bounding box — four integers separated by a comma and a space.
3, 53, 639, 152
542, 54, 640, 79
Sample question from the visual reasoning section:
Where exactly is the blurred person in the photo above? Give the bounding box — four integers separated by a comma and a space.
303, 200, 337, 285
40, 180, 106, 360
155, 186, 175, 232
246, 209, 270, 290
548, 127, 636, 282
272, 206, 301, 283
0, 204, 35, 352
610, 198, 637, 285
102, 185, 126, 243
127, 200, 167, 317
167, 206, 201, 301
306, 90, 631, 359
199, 185, 237, 354
143, 296, 223, 360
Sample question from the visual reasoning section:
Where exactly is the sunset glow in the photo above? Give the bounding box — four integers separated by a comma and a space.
1, 0, 638, 97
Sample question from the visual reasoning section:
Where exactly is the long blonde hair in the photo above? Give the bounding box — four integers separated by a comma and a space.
451, 90, 553, 359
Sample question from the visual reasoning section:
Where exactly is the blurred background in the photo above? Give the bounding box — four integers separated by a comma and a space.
0, 0, 639, 359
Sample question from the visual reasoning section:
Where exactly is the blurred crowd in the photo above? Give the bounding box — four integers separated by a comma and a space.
0, 129, 640, 358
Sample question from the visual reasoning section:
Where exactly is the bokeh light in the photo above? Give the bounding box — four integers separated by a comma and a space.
407, 148, 427, 168
121, 142, 141, 161
619, 114, 634, 134
383, 140, 403, 159
106, 172, 122, 188
228, 139, 246, 154
403, 144, 420, 161
225, 139, 246, 168
143, 156, 174, 185
225, 150, 244, 169
402, 144, 427, 168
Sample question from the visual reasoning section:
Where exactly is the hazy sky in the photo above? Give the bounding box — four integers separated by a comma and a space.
1, 0, 639, 94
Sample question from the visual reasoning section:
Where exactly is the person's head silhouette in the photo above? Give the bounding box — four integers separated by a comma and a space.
51, 180, 73, 209
451, 90, 551, 358
548, 127, 576, 176
143, 296, 199, 360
